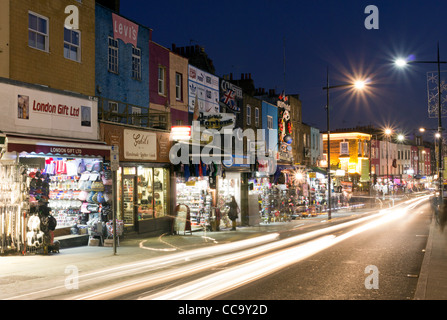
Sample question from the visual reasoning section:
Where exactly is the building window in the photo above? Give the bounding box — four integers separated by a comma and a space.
175, 73, 182, 101
64, 27, 81, 62
255, 107, 259, 127
246, 105, 251, 125
109, 101, 119, 122
158, 66, 166, 95
28, 11, 49, 52
267, 115, 273, 129
131, 107, 141, 126
108, 37, 119, 73
340, 142, 349, 155
132, 46, 141, 80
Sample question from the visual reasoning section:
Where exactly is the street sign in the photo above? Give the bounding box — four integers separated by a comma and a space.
111, 145, 119, 171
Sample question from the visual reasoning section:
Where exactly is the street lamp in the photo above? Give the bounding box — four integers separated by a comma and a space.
395, 43, 446, 203
323, 67, 367, 220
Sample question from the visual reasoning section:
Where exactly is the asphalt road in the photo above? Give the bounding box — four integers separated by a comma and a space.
0, 194, 432, 302
213, 200, 432, 300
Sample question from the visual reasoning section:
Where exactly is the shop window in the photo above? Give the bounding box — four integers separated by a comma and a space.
136, 167, 168, 221
176, 177, 213, 230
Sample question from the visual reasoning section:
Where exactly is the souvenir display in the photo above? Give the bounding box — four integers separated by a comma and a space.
0, 163, 28, 255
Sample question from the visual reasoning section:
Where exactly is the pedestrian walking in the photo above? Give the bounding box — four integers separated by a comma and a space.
228, 196, 239, 231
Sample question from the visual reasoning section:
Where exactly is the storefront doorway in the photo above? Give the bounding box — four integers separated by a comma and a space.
117, 165, 170, 233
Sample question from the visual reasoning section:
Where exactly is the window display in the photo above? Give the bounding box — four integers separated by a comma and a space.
25, 157, 113, 238
116, 166, 169, 231
176, 177, 213, 230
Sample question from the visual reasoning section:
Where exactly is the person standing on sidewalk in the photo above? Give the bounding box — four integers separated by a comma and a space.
228, 196, 239, 231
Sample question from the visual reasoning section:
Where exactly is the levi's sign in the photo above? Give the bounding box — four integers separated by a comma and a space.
112, 13, 138, 47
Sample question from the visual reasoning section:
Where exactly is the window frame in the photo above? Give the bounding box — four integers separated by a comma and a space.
246, 105, 251, 125
158, 65, 166, 96
108, 37, 119, 74
255, 107, 259, 127
64, 27, 81, 62
267, 115, 273, 129
175, 72, 183, 101
131, 46, 141, 80
28, 11, 49, 52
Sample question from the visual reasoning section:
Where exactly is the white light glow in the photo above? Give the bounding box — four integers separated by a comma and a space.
395, 58, 407, 67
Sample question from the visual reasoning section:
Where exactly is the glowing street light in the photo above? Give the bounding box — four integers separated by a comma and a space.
395, 58, 408, 67
323, 68, 368, 220
354, 80, 366, 90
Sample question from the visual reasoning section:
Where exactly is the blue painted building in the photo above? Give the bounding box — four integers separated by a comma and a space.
95, 4, 151, 125
261, 100, 278, 155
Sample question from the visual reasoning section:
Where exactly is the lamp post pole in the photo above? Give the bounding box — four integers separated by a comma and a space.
323, 68, 366, 220
326, 68, 332, 220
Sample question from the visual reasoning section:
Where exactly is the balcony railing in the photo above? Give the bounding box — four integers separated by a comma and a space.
98, 97, 169, 130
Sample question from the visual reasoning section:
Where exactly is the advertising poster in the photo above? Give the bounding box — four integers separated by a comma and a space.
188, 65, 219, 114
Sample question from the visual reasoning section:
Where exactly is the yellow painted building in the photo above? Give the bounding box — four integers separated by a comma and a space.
322, 132, 371, 182
0, 0, 95, 96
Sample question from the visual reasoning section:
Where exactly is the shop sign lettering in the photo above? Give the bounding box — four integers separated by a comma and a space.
49, 147, 82, 155
112, 13, 138, 47
198, 113, 235, 131
124, 129, 156, 160
32, 100, 80, 117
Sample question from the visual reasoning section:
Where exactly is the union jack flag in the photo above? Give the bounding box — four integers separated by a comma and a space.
220, 89, 240, 112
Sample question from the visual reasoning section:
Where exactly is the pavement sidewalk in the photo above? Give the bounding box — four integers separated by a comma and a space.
414, 217, 447, 300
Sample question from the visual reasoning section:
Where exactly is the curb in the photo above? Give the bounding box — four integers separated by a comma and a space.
413, 216, 435, 300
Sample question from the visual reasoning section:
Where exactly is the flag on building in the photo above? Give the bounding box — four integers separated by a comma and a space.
279, 90, 288, 102
220, 89, 240, 112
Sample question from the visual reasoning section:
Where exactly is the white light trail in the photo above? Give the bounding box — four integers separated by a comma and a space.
5, 233, 280, 300
140, 196, 429, 300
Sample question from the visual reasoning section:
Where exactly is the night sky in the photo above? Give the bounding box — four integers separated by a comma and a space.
120, 0, 447, 139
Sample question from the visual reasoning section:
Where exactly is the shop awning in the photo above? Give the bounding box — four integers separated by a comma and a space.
5, 134, 110, 158
311, 166, 327, 175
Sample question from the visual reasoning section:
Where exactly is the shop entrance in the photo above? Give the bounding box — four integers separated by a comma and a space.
122, 175, 136, 232
117, 166, 169, 234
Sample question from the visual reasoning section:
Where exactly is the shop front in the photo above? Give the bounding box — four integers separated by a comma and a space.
220, 155, 251, 227
100, 123, 172, 235
0, 79, 108, 254
3, 135, 111, 247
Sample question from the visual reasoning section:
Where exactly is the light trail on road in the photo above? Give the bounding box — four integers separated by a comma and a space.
140, 196, 429, 300
5, 195, 429, 300
5, 233, 280, 300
